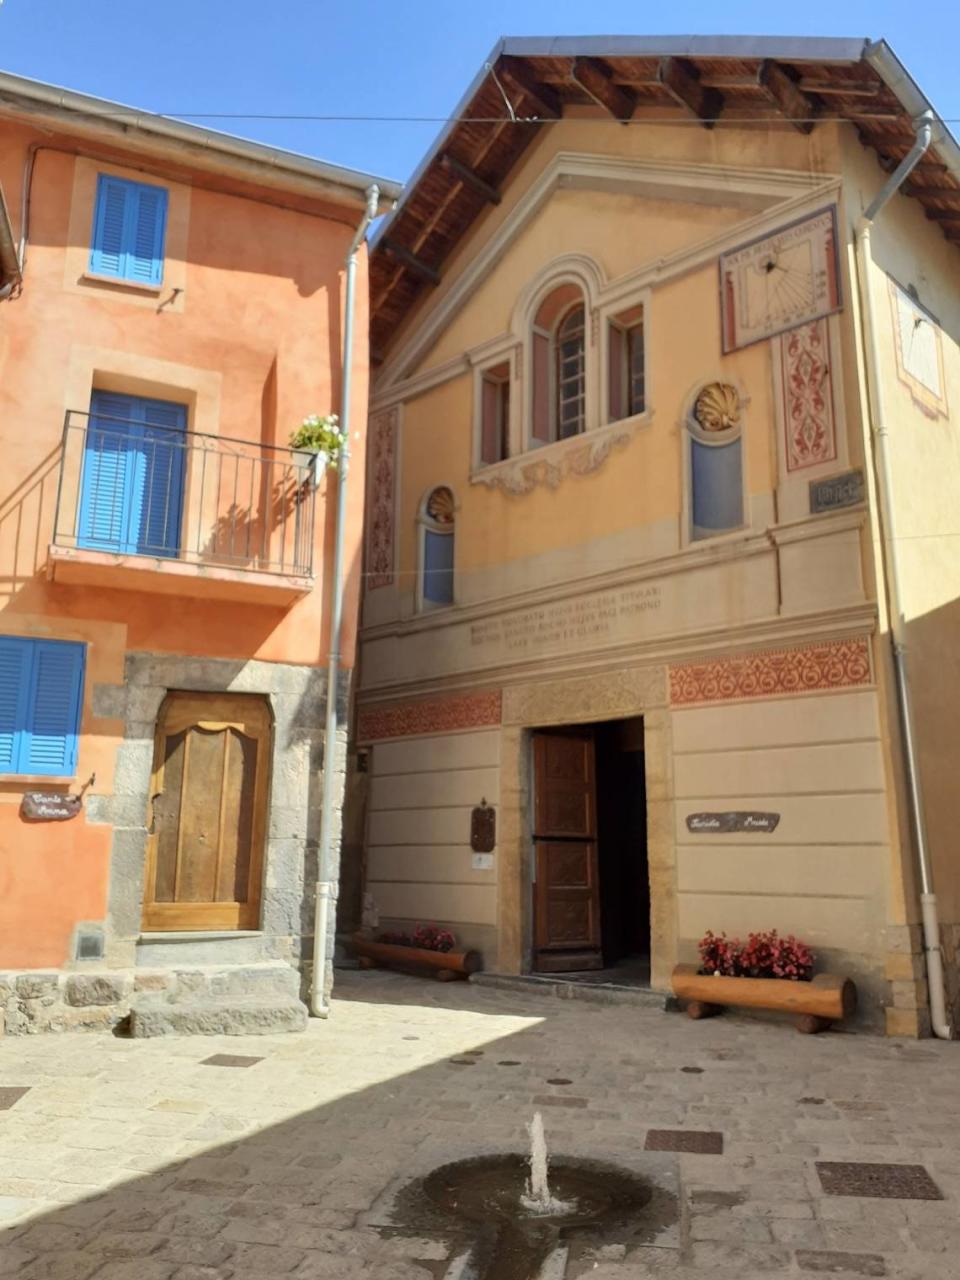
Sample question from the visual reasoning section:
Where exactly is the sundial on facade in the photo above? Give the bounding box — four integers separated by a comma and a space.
720, 206, 841, 352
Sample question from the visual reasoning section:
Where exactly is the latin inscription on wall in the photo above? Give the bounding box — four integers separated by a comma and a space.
470, 584, 663, 656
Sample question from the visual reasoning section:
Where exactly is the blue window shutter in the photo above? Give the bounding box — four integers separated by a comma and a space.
127, 184, 167, 286
79, 392, 140, 552
79, 392, 186, 557
89, 175, 167, 284
22, 641, 85, 776
90, 176, 129, 278
0, 639, 32, 772
137, 399, 186, 556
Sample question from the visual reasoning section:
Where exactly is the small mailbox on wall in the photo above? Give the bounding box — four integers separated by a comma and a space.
471, 799, 496, 853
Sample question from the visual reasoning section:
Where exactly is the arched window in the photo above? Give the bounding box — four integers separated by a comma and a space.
531, 284, 586, 444
687, 383, 744, 540
419, 486, 455, 608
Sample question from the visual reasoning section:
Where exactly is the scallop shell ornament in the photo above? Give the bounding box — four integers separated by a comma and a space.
693, 383, 741, 433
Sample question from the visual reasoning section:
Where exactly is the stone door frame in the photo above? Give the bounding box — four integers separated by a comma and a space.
496, 664, 676, 988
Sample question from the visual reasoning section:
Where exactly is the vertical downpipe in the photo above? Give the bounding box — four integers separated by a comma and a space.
854, 111, 951, 1038
310, 184, 380, 1018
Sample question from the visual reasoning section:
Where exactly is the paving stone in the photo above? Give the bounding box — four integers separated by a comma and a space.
645, 1129, 724, 1154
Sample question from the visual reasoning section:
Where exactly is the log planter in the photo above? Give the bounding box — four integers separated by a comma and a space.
350, 934, 482, 983
672, 963, 857, 1034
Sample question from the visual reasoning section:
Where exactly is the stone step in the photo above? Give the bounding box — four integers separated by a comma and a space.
470, 971, 672, 1010
129, 996, 308, 1038
136, 931, 266, 968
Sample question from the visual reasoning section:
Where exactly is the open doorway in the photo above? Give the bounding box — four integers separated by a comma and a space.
530, 717, 650, 986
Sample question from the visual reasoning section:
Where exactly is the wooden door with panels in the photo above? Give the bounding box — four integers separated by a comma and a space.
143, 692, 272, 931
532, 728, 602, 972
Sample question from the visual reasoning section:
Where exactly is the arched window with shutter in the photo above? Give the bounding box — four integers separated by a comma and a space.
418, 486, 455, 609
531, 284, 587, 446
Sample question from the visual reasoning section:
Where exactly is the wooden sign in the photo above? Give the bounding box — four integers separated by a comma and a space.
20, 792, 83, 823
809, 469, 864, 515
686, 811, 780, 834
470, 800, 496, 852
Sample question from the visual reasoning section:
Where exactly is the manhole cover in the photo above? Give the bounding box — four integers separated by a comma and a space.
201, 1054, 263, 1068
645, 1130, 723, 1155
816, 1162, 943, 1200
796, 1249, 887, 1276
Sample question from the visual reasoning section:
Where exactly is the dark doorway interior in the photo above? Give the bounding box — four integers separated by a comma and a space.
595, 717, 650, 973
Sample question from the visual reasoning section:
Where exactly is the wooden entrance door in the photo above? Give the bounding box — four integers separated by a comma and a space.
532, 729, 602, 972
143, 692, 272, 931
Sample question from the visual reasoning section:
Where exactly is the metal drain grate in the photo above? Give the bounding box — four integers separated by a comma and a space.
201, 1054, 263, 1068
645, 1129, 723, 1154
816, 1162, 943, 1200
0, 1087, 30, 1111
796, 1250, 886, 1276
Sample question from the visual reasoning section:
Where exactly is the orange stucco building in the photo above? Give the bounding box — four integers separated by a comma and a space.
0, 72, 399, 1034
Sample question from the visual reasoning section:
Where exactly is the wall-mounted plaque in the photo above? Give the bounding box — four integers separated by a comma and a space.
809, 469, 864, 515
470, 800, 496, 852
720, 206, 841, 352
686, 811, 780, 834
20, 792, 83, 823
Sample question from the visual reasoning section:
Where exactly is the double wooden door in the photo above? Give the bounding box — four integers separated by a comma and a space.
143, 692, 271, 931
532, 729, 602, 972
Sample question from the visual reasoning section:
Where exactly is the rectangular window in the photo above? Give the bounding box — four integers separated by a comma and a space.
89, 174, 168, 286
480, 363, 510, 465
0, 637, 85, 776
78, 390, 187, 558
608, 307, 645, 422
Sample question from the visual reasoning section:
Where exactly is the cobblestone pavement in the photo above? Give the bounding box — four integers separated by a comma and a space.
0, 970, 958, 1279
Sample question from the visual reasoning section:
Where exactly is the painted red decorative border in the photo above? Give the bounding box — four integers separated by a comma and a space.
365, 406, 398, 591
358, 689, 502, 742
782, 319, 838, 472
669, 637, 872, 706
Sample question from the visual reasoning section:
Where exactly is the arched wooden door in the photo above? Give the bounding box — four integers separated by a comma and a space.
143, 692, 272, 931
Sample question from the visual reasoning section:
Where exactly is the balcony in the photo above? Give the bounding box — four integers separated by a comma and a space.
49, 410, 317, 604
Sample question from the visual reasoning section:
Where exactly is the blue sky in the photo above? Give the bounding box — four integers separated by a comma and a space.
1, 1, 958, 183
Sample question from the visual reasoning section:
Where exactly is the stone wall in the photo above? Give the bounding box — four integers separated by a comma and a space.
0, 963, 305, 1036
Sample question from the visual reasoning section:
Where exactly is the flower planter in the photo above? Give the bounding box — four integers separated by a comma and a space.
350, 933, 482, 982
291, 449, 327, 486
671, 963, 857, 1034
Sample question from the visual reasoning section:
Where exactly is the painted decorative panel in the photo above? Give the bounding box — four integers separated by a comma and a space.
365, 406, 398, 590
357, 689, 502, 742
781, 319, 837, 472
669, 636, 871, 706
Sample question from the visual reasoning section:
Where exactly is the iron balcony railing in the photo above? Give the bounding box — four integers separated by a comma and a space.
53, 410, 317, 577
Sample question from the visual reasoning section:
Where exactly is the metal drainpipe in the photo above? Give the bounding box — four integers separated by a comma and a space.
853, 110, 951, 1039
310, 182, 380, 1018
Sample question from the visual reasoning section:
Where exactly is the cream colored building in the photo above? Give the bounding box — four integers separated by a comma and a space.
349, 37, 960, 1036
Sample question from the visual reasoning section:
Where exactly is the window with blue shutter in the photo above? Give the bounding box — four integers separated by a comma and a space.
89, 175, 168, 286
78, 391, 187, 558
0, 637, 85, 777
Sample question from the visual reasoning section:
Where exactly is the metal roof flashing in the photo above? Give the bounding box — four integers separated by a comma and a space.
0, 70, 402, 205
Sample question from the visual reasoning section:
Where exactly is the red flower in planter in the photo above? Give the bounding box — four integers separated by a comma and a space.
698, 929, 814, 981
412, 924, 456, 953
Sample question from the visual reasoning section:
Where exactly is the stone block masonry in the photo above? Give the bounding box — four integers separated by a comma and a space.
0, 963, 304, 1036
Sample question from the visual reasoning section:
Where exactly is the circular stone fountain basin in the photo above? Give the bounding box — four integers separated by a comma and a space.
421, 1153, 654, 1279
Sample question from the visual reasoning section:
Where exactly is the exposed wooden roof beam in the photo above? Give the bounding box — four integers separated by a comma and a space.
439, 152, 501, 205
925, 208, 960, 223
571, 56, 635, 122
656, 57, 723, 128
757, 60, 820, 134
906, 183, 960, 199
497, 56, 562, 120
381, 239, 440, 286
